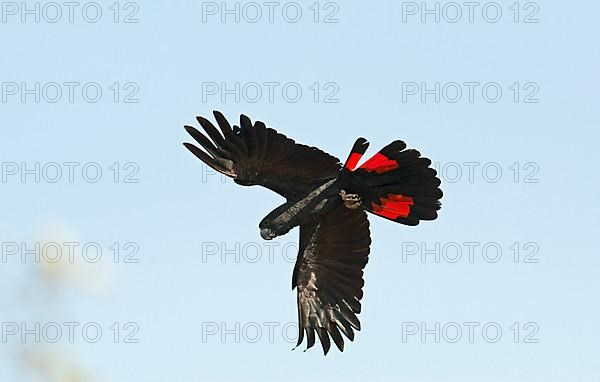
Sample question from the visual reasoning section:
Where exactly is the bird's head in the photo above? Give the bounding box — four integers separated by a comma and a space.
259, 225, 277, 240
259, 206, 293, 240
258, 218, 286, 240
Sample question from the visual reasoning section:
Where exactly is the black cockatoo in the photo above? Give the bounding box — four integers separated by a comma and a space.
183, 111, 442, 354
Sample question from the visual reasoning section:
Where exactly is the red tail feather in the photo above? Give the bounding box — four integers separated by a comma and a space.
371, 194, 414, 219
359, 153, 399, 174
344, 152, 363, 170
343, 138, 370, 171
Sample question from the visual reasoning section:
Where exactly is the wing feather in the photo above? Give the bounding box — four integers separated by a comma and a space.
293, 205, 371, 354
184, 111, 341, 199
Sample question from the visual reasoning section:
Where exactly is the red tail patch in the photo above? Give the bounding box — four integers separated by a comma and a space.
344, 152, 363, 171
360, 153, 399, 174
344, 138, 370, 171
371, 194, 414, 219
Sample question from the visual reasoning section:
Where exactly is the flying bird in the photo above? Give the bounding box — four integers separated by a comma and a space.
183, 111, 442, 354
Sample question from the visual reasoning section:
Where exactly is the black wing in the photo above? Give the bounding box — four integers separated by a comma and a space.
292, 204, 371, 354
183, 111, 341, 199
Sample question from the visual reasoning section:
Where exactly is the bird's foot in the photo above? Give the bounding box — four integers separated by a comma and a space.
339, 189, 362, 209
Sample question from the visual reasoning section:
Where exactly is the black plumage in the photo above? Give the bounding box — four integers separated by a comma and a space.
183, 111, 442, 354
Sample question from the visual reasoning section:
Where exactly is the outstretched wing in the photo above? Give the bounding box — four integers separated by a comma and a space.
292, 204, 371, 354
183, 111, 341, 199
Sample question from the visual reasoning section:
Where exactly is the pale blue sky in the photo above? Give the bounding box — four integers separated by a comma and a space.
1, 1, 599, 381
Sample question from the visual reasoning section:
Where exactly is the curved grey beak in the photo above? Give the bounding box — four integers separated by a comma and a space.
260, 228, 275, 240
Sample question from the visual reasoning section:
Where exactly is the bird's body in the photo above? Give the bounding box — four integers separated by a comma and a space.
184, 111, 442, 354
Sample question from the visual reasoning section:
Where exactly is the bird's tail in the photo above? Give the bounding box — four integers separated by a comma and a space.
339, 138, 442, 225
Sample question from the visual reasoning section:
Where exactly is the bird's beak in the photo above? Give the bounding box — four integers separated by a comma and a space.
260, 228, 275, 240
